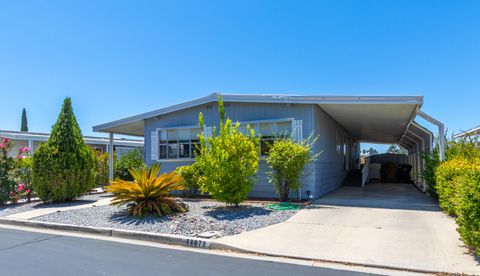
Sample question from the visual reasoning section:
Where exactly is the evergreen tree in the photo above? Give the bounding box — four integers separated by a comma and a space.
21, 108, 28, 132
32, 98, 96, 201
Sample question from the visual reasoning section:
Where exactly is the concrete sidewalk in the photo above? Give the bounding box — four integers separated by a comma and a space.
218, 184, 480, 274
6, 197, 112, 220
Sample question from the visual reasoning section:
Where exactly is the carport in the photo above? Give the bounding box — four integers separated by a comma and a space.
316, 96, 444, 192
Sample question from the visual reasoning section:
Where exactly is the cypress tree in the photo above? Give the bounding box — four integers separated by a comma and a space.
32, 97, 96, 201
21, 108, 28, 132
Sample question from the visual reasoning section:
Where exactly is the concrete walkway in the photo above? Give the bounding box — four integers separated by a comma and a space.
6, 197, 112, 220
218, 183, 480, 274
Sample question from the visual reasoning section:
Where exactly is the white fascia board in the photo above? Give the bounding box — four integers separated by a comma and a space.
453, 125, 480, 138
93, 93, 423, 133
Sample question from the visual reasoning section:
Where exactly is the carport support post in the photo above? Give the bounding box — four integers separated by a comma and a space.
109, 132, 114, 183
417, 111, 445, 161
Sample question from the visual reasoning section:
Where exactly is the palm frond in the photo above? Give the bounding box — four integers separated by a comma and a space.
106, 163, 186, 216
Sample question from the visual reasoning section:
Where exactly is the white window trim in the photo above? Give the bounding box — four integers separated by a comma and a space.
156, 126, 202, 161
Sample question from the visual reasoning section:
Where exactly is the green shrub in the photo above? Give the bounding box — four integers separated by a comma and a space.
456, 168, 480, 254
32, 98, 96, 202
95, 152, 110, 187
0, 138, 16, 204
435, 158, 473, 215
196, 96, 260, 206
176, 164, 201, 197
266, 135, 320, 201
422, 147, 440, 198
114, 149, 145, 181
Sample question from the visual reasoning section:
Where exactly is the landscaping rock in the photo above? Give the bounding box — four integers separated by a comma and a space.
32, 200, 298, 238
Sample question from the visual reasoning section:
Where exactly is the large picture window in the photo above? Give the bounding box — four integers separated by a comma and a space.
158, 128, 201, 160
239, 120, 292, 156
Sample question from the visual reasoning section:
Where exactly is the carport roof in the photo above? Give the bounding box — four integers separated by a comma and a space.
93, 93, 424, 144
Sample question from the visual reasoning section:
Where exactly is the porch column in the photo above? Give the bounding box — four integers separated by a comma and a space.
109, 132, 114, 183
417, 111, 445, 161
28, 139, 34, 151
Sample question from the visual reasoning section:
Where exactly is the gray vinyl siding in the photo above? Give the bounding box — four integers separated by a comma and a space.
144, 101, 316, 199
313, 105, 351, 198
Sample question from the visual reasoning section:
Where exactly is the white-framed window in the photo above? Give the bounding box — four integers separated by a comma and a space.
158, 127, 201, 160
239, 119, 293, 156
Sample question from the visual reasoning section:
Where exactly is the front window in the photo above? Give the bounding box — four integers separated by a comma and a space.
158, 128, 201, 160
240, 120, 292, 156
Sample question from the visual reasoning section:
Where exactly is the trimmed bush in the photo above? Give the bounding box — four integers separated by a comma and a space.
266, 136, 320, 201
176, 164, 201, 197
114, 149, 145, 181
196, 96, 260, 206
32, 98, 96, 202
456, 168, 480, 254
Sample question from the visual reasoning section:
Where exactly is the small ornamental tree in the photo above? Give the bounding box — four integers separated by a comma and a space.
266, 135, 321, 202
196, 96, 260, 206
32, 98, 96, 202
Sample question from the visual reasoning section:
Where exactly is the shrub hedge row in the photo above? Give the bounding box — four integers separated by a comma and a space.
435, 156, 480, 254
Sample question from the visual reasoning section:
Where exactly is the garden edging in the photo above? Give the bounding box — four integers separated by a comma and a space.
0, 216, 452, 275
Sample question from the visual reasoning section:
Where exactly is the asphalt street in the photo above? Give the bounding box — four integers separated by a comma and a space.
0, 227, 380, 276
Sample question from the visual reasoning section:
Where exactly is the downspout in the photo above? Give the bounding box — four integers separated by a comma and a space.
109, 132, 114, 183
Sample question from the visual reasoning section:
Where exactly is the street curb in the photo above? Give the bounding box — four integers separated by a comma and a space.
0, 217, 112, 236
0, 217, 471, 275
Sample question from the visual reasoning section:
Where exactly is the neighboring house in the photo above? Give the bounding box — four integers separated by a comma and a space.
453, 125, 480, 139
93, 93, 444, 199
0, 129, 144, 158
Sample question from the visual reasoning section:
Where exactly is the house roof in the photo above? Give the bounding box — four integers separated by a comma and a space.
0, 129, 144, 147
92, 93, 424, 143
453, 125, 480, 139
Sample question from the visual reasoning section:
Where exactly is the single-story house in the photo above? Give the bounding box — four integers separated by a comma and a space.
93, 93, 444, 199
0, 129, 144, 158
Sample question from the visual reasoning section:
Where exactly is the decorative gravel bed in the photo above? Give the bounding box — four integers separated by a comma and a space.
0, 193, 110, 217
33, 200, 299, 238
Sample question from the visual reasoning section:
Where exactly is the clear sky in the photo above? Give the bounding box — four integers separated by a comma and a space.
0, 1, 479, 152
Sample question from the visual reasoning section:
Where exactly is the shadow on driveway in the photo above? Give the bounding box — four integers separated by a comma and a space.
314, 183, 441, 212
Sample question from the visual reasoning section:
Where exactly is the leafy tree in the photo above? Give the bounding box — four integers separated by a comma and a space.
21, 108, 28, 132
196, 96, 260, 206
266, 135, 320, 201
114, 149, 145, 181
367, 147, 378, 155
32, 98, 96, 202
386, 144, 408, 154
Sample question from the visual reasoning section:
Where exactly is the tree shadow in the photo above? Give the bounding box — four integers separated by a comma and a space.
203, 205, 272, 221
108, 209, 173, 226
32, 200, 97, 209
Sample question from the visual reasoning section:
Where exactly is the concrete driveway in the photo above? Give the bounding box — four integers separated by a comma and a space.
218, 183, 480, 274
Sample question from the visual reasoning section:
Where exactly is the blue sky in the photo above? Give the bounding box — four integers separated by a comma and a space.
0, 1, 479, 152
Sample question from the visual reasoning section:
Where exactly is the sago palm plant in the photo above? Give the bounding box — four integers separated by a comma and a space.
106, 163, 187, 216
